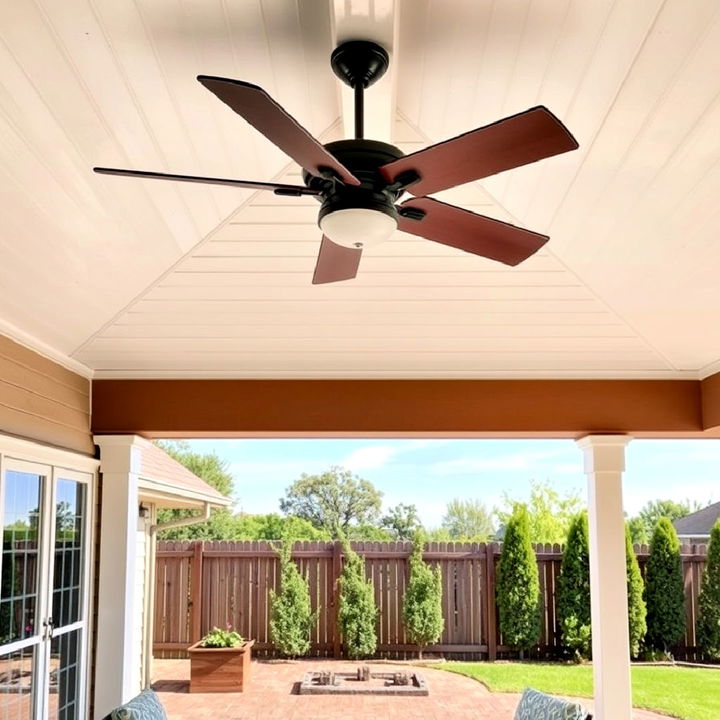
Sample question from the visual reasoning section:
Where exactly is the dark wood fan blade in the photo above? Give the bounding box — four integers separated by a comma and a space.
381, 106, 578, 196
93, 167, 320, 196
312, 235, 362, 284
197, 76, 360, 186
397, 197, 548, 266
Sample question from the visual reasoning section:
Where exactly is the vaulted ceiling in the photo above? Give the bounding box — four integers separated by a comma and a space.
2, 0, 720, 379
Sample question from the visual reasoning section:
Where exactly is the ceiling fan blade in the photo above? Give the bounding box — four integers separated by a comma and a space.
197, 76, 360, 186
93, 167, 320, 196
312, 235, 362, 284
397, 197, 548, 266
381, 106, 578, 196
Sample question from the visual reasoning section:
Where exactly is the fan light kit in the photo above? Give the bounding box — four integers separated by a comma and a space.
94, 40, 578, 284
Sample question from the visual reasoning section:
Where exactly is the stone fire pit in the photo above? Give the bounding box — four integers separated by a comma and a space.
298, 666, 428, 696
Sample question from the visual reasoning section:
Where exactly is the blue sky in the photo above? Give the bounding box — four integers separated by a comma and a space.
184, 438, 719, 528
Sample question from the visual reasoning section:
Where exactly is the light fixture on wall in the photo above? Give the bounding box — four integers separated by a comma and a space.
138, 504, 150, 519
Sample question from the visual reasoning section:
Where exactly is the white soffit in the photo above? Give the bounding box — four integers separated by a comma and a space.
0, 1, 719, 378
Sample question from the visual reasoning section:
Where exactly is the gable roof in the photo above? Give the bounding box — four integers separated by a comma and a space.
673, 501, 720, 537
137, 439, 232, 509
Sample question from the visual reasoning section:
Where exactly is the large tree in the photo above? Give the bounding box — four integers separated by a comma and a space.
697, 519, 720, 659
441, 499, 494, 540
381, 503, 422, 540
496, 504, 541, 655
155, 441, 235, 540
644, 517, 686, 654
279, 466, 382, 536
496, 480, 584, 544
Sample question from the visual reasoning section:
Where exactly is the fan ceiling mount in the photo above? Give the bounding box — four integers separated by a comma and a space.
94, 40, 578, 284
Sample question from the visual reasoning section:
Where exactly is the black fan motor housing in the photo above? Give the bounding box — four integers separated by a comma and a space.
304, 139, 405, 222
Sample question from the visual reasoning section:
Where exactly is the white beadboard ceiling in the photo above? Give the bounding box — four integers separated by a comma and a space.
1, 0, 719, 378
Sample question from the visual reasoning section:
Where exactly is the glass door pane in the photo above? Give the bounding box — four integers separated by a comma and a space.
0, 471, 44, 720
0, 646, 35, 720
47, 479, 87, 720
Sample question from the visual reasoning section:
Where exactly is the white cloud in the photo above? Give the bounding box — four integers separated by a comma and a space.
431, 448, 572, 475
342, 445, 401, 470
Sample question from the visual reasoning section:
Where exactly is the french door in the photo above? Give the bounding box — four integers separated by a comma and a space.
0, 459, 93, 720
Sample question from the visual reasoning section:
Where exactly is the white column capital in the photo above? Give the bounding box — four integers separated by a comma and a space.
94, 435, 147, 475
576, 435, 631, 474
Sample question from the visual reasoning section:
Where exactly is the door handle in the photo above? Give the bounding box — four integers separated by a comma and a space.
43, 617, 55, 640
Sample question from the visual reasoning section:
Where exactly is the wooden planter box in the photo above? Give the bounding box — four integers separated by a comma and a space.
188, 639, 254, 693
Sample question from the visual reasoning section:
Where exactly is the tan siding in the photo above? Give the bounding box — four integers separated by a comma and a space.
0, 335, 92, 454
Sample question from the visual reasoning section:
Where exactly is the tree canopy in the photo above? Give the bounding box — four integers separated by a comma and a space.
627, 498, 707, 545
381, 503, 422, 540
441, 499, 494, 540
279, 466, 382, 536
496, 480, 584, 544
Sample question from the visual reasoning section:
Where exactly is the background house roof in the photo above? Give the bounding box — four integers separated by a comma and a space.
2, 1, 720, 381
673, 501, 720, 538
137, 438, 231, 510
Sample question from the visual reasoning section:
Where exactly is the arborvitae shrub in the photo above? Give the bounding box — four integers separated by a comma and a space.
402, 532, 444, 659
697, 519, 720, 659
625, 525, 647, 659
644, 517, 686, 654
557, 512, 591, 660
269, 541, 316, 658
496, 504, 541, 654
338, 541, 377, 659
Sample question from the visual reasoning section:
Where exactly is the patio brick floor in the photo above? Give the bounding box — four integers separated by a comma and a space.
152, 659, 671, 720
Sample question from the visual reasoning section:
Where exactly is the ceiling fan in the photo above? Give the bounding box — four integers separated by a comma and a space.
94, 41, 578, 284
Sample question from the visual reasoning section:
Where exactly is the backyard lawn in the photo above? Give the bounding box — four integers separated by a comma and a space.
442, 663, 720, 720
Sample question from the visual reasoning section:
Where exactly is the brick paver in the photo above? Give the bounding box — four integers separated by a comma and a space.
152, 659, 671, 720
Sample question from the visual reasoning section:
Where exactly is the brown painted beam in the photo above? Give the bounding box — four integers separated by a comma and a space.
91, 378, 708, 438
701, 370, 720, 431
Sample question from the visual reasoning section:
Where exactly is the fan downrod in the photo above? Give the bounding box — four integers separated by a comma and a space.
331, 41, 389, 140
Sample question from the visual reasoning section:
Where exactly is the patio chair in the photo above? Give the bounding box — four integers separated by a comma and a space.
514, 687, 592, 720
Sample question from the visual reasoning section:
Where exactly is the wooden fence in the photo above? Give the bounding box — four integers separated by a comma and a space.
153, 540, 708, 661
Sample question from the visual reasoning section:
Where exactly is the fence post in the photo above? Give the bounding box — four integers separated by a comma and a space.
332, 540, 342, 659
190, 541, 204, 644
485, 542, 497, 661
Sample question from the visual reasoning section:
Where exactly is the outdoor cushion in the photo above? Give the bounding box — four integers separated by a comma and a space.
514, 687, 591, 720
110, 688, 168, 720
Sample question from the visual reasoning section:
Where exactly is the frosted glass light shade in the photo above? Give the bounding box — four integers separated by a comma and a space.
319, 208, 397, 249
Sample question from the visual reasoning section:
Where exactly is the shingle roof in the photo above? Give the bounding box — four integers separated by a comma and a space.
673, 501, 720, 537
139, 440, 229, 503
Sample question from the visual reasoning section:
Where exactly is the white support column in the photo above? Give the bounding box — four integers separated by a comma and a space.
577, 435, 632, 720
93, 435, 144, 719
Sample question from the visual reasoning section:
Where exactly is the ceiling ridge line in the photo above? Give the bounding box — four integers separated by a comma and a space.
69, 119, 344, 360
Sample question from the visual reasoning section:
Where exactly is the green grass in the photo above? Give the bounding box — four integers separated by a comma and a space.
441, 662, 720, 720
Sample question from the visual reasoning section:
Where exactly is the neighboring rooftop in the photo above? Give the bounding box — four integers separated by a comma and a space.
137, 438, 232, 509
673, 501, 720, 538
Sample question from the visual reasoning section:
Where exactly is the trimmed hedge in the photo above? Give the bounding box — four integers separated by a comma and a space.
496, 504, 541, 652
